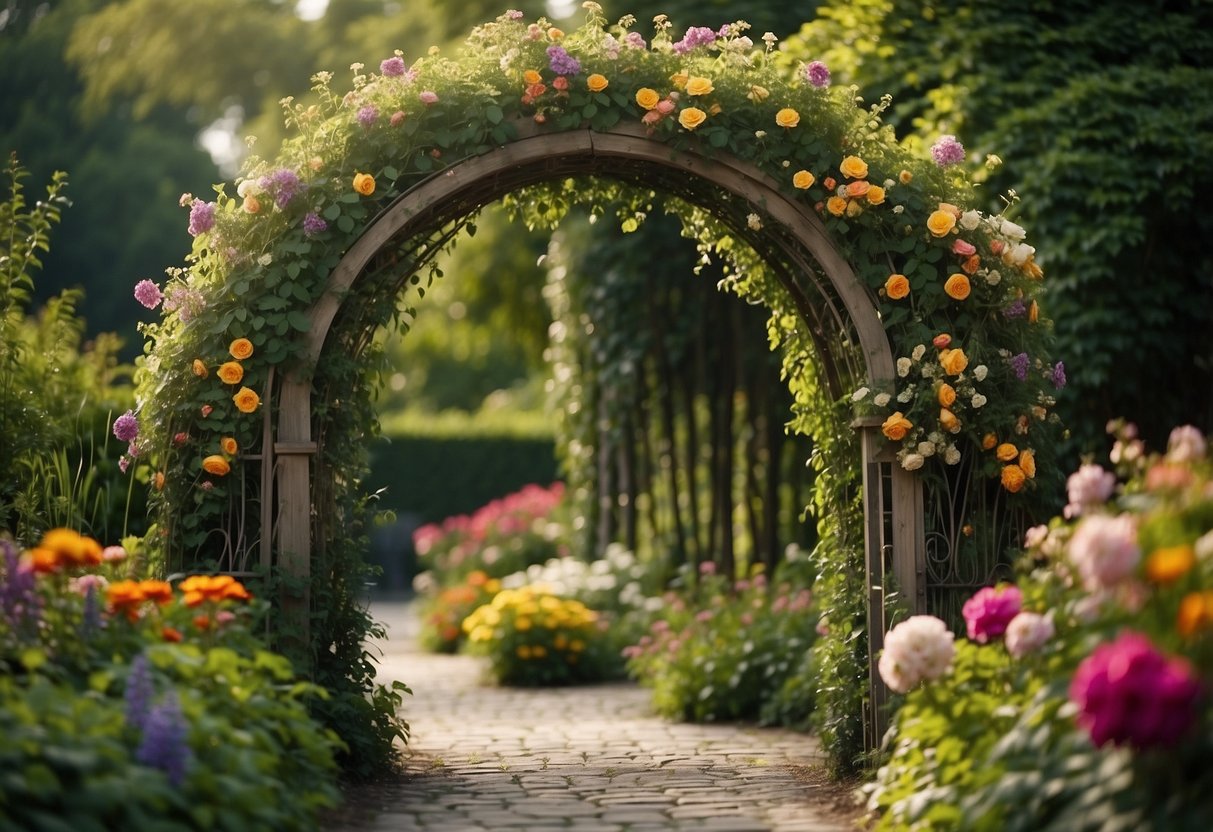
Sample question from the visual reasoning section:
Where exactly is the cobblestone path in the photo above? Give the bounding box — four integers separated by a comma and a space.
325, 601, 856, 832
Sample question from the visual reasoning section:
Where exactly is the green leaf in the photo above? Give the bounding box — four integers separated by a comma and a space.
322, 204, 341, 221
336, 215, 355, 233
382, 165, 399, 180
485, 105, 503, 125
287, 310, 311, 332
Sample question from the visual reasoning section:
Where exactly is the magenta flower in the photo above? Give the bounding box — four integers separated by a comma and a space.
931, 134, 966, 166
962, 585, 1023, 643
1070, 631, 1201, 749
134, 279, 164, 310
187, 200, 215, 237
113, 410, 139, 443
380, 56, 406, 77
803, 60, 831, 88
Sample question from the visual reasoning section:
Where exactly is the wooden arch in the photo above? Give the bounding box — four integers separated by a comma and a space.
272, 123, 923, 742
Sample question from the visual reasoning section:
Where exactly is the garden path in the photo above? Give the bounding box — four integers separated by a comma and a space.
324, 600, 860, 832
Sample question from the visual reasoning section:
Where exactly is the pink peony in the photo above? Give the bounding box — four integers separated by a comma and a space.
1004, 611, 1054, 658
1166, 425, 1206, 463
962, 585, 1023, 643
1064, 463, 1116, 518
1067, 514, 1140, 591
878, 615, 955, 693
1070, 631, 1201, 749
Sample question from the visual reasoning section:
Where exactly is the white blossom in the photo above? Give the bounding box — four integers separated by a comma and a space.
911, 344, 926, 361
971, 393, 987, 408
1000, 218, 1027, 241
943, 445, 961, 465
959, 209, 982, 231
852, 386, 870, 402
873, 392, 892, 407
984, 269, 1002, 286
973, 364, 989, 381
900, 452, 925, 471
897, 357, 912, 377
917, 441, 936, 457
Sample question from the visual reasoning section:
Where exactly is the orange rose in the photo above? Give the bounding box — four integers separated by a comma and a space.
523, 69, 542, 85
899, 169, 913, 184
1029, 300, 1039, 322
1178, 591, 1213, 637
938, 202, 961, 217
1019, 449, 1036, 478
233, 386, 261, 414
996, 442, 1020, 462
635, 87, 660, 110
353, 172, 376, 196
938, 347, 968, 376
678, 107, 707, 130
1001, 464, 1026, 493
961, 254, 981, 274
839, 156, 868, 179
685, 76, 713, 96
242, 195, 261, 214
937, 383, 957, 408
792, 170, 815, 189
220, 437, 239, 456
826, 196, 848, 217
229, 338, 254, 360
775, 108, 800, 128
217, 361, 244, 385
944, 273, 971, 301
982, 433, 997, 450
587, 73, 609, 93
153, 471, 165, 491
202, 455, 231, 476
866, 185, 886, 205
927, 209, 957, 237
881, 412, 913, 442
547, 26, 563, 39
1146, 545, 1196, 584
191, 359, 208, 378
939, 408, 961, 434
884, 274, 910, 300
845, 180, 870, 199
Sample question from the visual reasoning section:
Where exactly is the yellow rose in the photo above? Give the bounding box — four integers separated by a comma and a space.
221, 437, 239, 456
939, 408, 961, 434
523, 69, 542, 85
839, 155, 868, 180
899, 169, 913, 184
1018, 449, 1036, 478
937, 383, 957, 408
982, 433, 997, 450
670, 71, 688, 88
884, 273, 910, 300
793, 169, 815, 189
635, 87, 660, 110
938, 347, 968, 376
881, 411, 913, 442
353, 172, 376, 196
217, 361, 244, 385
191, 359, 208, 379
927, 209, 957, 237
229, 338, 254, 360
1001, 464, 1026, 493
587, 73, 609, 93
996, 442, 1020, 462
775, 108, 800, 128
202, 455, 230, 477
233, 386, 261, 414
944, 273, 971, 301
846, 199, 864, 218
686, 76, 714, 96
826, 196, 848, 217
747, 85, 769, 102
866, 185, 886, 205
678, 106, 707, 130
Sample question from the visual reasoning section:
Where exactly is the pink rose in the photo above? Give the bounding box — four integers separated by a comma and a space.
951, 239, 977, 256
962, 585, 1023, 643
1004, 611, 1054, 658
656, 98, 676, 115
1067, 514, 1140, 591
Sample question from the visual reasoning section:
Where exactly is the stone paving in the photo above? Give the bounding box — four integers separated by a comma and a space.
325, 600, 856, 832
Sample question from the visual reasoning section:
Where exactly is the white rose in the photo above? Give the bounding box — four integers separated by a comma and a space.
1000, 218, 1027, 241
971, 393, 987, 408
921, 364, 937, 378
893, 205, 905, 215
973, 364, 988, 381
897, 357, 912, 377
852, 386, 870, 402
959, 210, 982, 231
917, 441, 936, 457
1008, 243, 1035, 265
900, 452, 925, 471
984, 269, 1002, 286
943, 445, 961, 465
873, 392, 892, 407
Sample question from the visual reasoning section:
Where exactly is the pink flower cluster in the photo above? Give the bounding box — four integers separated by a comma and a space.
961, 585, 1022, 643
412, 482, 565, 564
878, 615, 955, 693
1067, 514, 1140, 592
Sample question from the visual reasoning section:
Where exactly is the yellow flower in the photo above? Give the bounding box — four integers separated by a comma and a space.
944, 273, 971, 301
217, 361, 244, 385
927, 209, 957, 237
846, 199, 864, 218
635, 87, 660, 110
202, 455, 230, 476
775, 108, 800, 128
678, 106, 707, 130
747, 85, 769, 102
353, 172, 375, 196
938, 347, 968, 376
1146, 545, 1195, 584
996, 442, 1020, 462
884, 273, 910, 300
569, 639, 585, 653
839, 156, 868, 179
515, 617, 533, 631
939, 408, 961, 434
516, 645, 532, 659
229, 338, 254, 360
937, 383, 957, 408
532, 645, 548, 658
670, 71, 688, 88
1001, 464, 1026, 493
192, 359, 208, 378
523, 69, 542, 85
587, 73, 609, 93
866, 185, 886, 205
899, 169, 913, 184
220, 437, 238, 456
233, 386, 261, 414
1019, 449, 1036, 478
881, 412, 912, 442
686, 76, 714, 96
792, 169, 815, 189
547, 27, 563, 39
826, 196, 847, 217
982, 433, 997, 450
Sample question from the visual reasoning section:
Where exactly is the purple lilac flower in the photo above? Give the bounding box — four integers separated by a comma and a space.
546, 44, 581, 76
113, 410, 139, 443
357, 105, 379, 128
303, 212, 328, 236
1009, 352, 1030, 381
259, 169, 303, 209
1070, 631, 1201, 749
1051, 361, 1067, 389
673, 25, 717, 55
931, 134, 966, 167
623, 32, 646, 50
187, 201, 215, 236
1, 539, 40, 638
803, 60, 831, 88
125, 653, 154, 732
380, 56, 406, 77
136, 691, 192, 786
133, 279, 164, 310
163, 284, 205, 322
961, 585, 1022, 643
1002, 299, 1027, 319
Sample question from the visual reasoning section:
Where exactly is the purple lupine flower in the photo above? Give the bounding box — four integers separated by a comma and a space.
803, 60, 831, 88
1009, 352, 1030, 381
357, 105, 378, 128
136, 691, 192, 786
133, 279, 164, 310
187, 201, 216, 236
380, 56, 406, 77
259, 169, 304, 209
623, 32, 646, 50
113, 410, 139, 443
1, 539, 40, 638
1003, 299, 1027, 319
673, 25, 717, 55
125, 653, 154, 732
1051, 361, 1067, 389
546, 44, 581, 76
931, 134, 966, 167
303, 212, 328, 236
81, 584, 103, 640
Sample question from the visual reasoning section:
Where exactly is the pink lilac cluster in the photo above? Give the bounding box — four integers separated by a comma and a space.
803, 60, 830, 88
357, 105, 379, 128
878, 615, 956, 694
1070, 630, 1201, 748
303, 212, 328, 236
623, 31, 646, 50
1067, 514, 1139, 591
113, 410, 139, 443
187, 200, 216, 237
258, 168, 303, 208
1167, 425, 1207, 463
163, 284, 205, 322
380, 56, 406, 77
931, 134, 966, 167
1064, 463, 1116, 518
962, 585, 1022, 643
546, 44, 581, 76
673, 25, 717, 55
1004, 611, 1054, 658
133, 279, 164, 310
